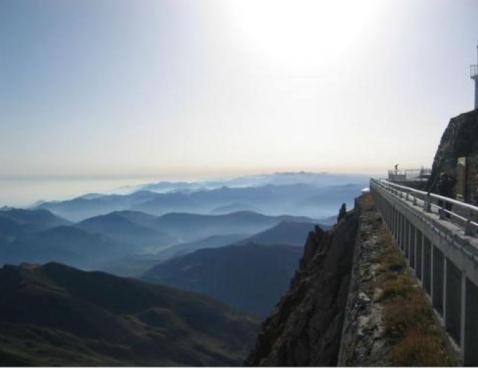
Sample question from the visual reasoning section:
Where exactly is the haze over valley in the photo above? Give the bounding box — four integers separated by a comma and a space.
0, 172, 362, 266
1, 0, 477, 365
0, 172, 364, 324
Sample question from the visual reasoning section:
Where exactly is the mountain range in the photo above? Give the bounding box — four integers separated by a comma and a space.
76, 210, 176, 253
100, 219, 320, 278
0, 207, 316, 271
138, 172, 368, 193
0, 262, 258, 365
0, 172, 364, 365
36, 173, 368, 222
237, 220, 318, 246
0, 208, 70, 238
143, 242, 305, 317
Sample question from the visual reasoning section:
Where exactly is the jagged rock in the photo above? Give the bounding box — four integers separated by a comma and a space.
337, 194, 391, 366
245, 206, 359, 366
427, 109, 478, 194
373, 287, 383, 301
358, 292, 371, 303
337, 203, 347, 222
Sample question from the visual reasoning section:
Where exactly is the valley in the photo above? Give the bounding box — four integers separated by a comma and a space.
0, 172, 363, 365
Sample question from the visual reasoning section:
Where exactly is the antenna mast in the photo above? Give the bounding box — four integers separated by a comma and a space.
472, 45, 478, 109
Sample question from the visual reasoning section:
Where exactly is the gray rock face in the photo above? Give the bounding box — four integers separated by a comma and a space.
338, 197, 390, 366
245, 208, 359, 366
427, 109, 478, 194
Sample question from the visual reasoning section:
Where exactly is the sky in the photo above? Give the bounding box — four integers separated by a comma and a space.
1, 0, 478, 183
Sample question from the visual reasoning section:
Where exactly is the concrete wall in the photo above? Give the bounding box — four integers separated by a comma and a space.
433, 247, 444, 315
465, 279, 478, 364
416, 230, 423, 280
371, 179, 478, 365
423, 237, 432, 294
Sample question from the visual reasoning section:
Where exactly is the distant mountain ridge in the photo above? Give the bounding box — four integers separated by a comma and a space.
143, 242, 304, 317
0, 262, 258, 365
139, 172, 368, 193
0, 208, 70, 233
150, 211, 316, 243
0, 208, 315, 271
35, 172, 368, 221
99, 219, 323, 277
237, 221, 319, 247
76, 211, 177, 252
155, 233, 248, 262
0, 225, 121, 268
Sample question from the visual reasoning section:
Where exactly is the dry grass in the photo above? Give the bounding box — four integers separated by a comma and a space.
378, 249, 406, 274
388, 328, 456, 367
380, 274, 415, 301
360, 192, 375, 211
372, 210, 457, 366
382, 285, 455, 366
383, 291, 432, 338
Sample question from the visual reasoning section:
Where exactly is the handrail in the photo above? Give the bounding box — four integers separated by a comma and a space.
371, 178, 478, 237
382, 178, 478, 210
387, 168, 431, 182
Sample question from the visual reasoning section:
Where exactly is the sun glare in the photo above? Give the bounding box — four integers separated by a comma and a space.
223, 0, 384, 73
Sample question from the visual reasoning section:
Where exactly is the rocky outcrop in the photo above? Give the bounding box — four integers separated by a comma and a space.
338, 194, 389, 366
427, 109, 478, 194
339, 194, 457, 366
245, 204, 360, 366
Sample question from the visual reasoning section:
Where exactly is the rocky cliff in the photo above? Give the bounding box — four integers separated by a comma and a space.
427, 109, 478, 195
245, 204, 359, 366
245, 193, 456, 366
246, 109, 473, 367
338, 194, 456, 366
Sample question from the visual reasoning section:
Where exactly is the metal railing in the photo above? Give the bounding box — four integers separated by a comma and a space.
371, 178, 478, 237
471, 64, 478, 79
387, 168, 431, 182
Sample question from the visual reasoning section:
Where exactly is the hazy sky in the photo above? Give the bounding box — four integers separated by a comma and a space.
1, 0, 478, 179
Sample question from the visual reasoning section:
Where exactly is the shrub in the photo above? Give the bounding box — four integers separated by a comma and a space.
383, 292, 432, 338
380, 274, 415, 301
389, 328, 455, 366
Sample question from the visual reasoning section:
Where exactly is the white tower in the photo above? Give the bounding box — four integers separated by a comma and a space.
471, 45, 478, 109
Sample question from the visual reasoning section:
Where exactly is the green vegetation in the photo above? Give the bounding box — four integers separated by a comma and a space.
0, 262, 259, 366
376, 223, 457, 366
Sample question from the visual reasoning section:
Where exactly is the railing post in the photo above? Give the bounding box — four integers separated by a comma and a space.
443, 257, 448, 326
460, 272, 466, 362
424, 193, 431, 213
439, 206, 446, 220
465, 210, 474, 236
413, 195, 417, 206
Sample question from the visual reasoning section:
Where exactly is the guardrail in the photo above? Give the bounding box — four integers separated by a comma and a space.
387, 168, 431, 177
372, 178, 478, 237
370, 178, 478, 365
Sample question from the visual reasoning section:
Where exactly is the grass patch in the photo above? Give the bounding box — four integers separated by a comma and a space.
388, 328, 456, 367
379, 253, 457, 365
369, 201, 457, 366
383, 292, 432, 338
376, 225, 406, 271
361, 193, 375, 209
380, 274, 415, 301
382, 286, 455, 366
